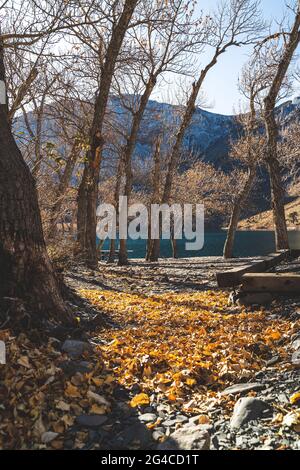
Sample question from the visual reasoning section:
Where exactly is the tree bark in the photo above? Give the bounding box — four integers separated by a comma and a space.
263, 7, 300, 250
223, 166, 256, 259
47, 144, 79, 239
146, 139, 161, 262
118, 76, 157, 266
77, 0, 138, 269
0, 45, 70, 323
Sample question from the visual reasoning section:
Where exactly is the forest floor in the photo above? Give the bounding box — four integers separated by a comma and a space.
1, 257, 300, 450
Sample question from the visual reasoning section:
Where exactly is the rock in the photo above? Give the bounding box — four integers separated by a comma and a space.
221, 383, 265, 396
175, 415, 188, 424
237, 293, 272, 307
76, 415, 108, 428
41, 432, 59, 444
59, 360, 92, 375
266, 356, 281, 367
62, 340, 92, 358
162, 419, 178, 428
87, 391, 110, 407
116, 422, 152, 448
152, 430, 165, 441
292, 338, 300, 351
230, 398, 273, 429
292, 350, 300, 367
138, 413, 157, 423
157, 424, 210, 450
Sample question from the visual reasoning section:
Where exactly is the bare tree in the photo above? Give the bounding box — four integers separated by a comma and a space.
261, 0, 300, 249
0, 0, 73, 322
148, 0, 265, 261
223, 59, 268, 258
113, 0, 207, 265
76, 0, 140, 269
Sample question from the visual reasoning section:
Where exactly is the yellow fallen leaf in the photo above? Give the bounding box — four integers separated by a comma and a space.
90, 404, 107, 415
290, 392, 300, 405
56, 401, 70, 411
17, 356, 31, 369
61, 415, 74, 427
92, 377, 104, 387
65, 383, 81, 398
130, 393, 150, 408
198, 415, 210, 425
186, 378, 197, 386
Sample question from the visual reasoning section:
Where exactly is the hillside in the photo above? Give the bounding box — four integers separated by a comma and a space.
239, 195, 300, 230
15, 96, 300, 172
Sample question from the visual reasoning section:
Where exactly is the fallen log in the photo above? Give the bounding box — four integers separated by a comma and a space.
216, 251, 291, 288
242, 273, 300, 293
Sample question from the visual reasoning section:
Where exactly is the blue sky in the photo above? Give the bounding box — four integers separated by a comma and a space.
156, 0, 299, 115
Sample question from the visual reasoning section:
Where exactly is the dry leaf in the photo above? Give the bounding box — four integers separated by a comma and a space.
130, 393, 150, 408
65, 382, 81, 398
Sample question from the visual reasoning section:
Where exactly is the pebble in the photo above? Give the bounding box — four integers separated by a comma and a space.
221, 382, 265, 396
41, 432, 59, 444
152, 430, 165, 441
292, 351, 300, 367
158, 424, 210, 450
230, 398, 273, 429
76, 415, 108, 428
138, 413, 157, 423
62, 340, 92, 358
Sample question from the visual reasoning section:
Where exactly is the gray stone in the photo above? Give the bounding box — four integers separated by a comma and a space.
152, 430, 165, 441
158, 424, 210, 450
292, 338, 300, 351
292, 350, 300, 367
175, 415, 188, 424
41, 432, 59, 444
230, 398, 273, 429
76, 415, 108, 428
138, 413, 157, 423
221, 383, 265, 396
266, 356, 281, 367
62, 340, 92, 358
162, 419, 178, 428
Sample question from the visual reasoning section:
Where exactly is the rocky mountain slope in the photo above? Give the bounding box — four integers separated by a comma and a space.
15, 95, 300, 171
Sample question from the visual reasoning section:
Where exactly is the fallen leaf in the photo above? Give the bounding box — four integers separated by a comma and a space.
130, 393, 150, 408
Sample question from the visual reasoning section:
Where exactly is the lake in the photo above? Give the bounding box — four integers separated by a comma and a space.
100, 231, 300, 259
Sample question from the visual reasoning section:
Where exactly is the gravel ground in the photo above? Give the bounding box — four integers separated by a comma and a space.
62, 257, 300, 450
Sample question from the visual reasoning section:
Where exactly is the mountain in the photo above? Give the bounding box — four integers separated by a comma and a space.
15, 95, 300, 172
107, 96, 238, 168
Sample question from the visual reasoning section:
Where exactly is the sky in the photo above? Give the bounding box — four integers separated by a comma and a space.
155, 0, 299, 116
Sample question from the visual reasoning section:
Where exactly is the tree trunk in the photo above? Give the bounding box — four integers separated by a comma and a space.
47, 144, 78, 239
224, 166, 256, 259
107, 238, 116, 264
118, 239, 129, 266
262, 8, 300, 250
146, 139, 161, 262
264, 103, 290, 250
77, 0, 138, 269
0, 46, 70, 323
108, 155, 124, 264
118, 77, 156, 266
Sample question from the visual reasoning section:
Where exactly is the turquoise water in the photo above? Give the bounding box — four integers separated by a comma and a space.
100, 231, 300, 259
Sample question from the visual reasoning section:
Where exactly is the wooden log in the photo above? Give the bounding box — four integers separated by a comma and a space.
216, 250, 291, 288
242, 273, 300, 293
216, 261, 267, 288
